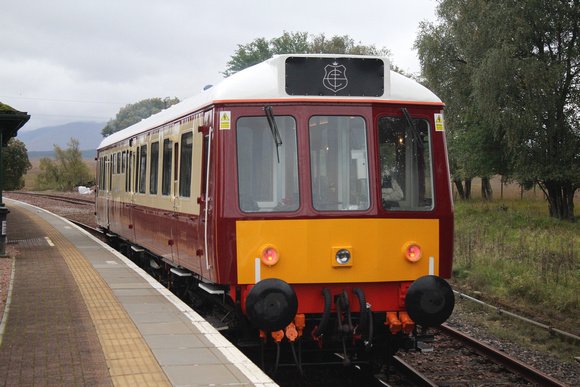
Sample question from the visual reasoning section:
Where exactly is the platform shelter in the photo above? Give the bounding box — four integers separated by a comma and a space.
0, 102, 30, 255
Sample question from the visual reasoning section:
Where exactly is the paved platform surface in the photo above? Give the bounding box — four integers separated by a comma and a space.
0, 199, 276, 386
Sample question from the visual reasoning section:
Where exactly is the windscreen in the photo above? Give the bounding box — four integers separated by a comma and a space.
236, 116, 299, 213
309, 116, 369, 211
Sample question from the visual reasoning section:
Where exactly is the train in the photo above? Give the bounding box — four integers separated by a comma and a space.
96, 54, 455, 369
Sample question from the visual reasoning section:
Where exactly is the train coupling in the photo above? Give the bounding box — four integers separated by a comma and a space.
385, 311, 415, 335
386, 312, 402, 334
335, 290, 354, 335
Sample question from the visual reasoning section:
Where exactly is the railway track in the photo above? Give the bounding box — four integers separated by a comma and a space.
6, 191, 95, 206
68, 219, 107, 242
387, 324, 568, 386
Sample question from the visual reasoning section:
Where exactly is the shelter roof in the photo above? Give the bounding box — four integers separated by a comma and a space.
0, 102, 30, 146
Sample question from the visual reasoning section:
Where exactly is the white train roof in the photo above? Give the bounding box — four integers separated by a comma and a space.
98, 54, 442, 150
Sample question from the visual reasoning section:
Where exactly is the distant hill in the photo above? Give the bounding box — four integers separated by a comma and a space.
16, 121, 105, 152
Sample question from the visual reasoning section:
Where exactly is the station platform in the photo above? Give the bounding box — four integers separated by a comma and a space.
0, 199, 276, 386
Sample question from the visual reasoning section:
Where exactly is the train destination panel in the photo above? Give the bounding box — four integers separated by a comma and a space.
285, 56, 384, 97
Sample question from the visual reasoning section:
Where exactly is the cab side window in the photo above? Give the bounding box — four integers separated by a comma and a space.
378, 116, 433, 211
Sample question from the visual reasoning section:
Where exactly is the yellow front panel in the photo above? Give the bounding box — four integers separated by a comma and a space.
236, 218, 439, 284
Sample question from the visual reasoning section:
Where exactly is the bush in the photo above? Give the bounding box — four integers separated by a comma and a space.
36, 138, 92, 191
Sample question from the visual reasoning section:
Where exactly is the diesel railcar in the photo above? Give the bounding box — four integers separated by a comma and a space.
96, 54, 454, 367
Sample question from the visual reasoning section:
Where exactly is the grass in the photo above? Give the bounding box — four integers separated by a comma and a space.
451, 180, 579, 363
452, 199, 579, 322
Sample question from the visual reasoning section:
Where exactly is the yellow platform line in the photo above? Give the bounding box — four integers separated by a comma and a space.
20, 208, 170, 387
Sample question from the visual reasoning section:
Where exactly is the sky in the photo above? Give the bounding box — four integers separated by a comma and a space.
1, 0, 440, 132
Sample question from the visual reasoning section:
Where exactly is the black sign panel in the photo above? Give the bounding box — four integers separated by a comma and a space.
285, 57, 384, 97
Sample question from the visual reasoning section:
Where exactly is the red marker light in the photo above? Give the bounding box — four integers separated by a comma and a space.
262, 247, 279, 266
405, 244, 422, 262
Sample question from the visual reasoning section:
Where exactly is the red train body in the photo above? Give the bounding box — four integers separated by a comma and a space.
96, 55, 454, 365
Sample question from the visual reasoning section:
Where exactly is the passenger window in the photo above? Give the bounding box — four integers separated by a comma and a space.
162, 139, 173, 196
138, 145, 147, 194
150, 142, 159, 195
99, 157, 105, 190
126, 151, 133, 192
135, 147, 140, 192
378, 116, 433, 211
309, 116, 369, 211
179, 133, 193, 198
236, 116, 299, 212
117, 152, 121, 174
108, 155, 112, 191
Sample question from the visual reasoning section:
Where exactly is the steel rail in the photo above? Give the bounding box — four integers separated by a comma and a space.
454, 290, 580, 342
390, 355, 438, 387
439, 324, 568, 387
7, 191, 95, 205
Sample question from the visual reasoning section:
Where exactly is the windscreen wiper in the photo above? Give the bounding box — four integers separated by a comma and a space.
264, 106, 283, 162
401, 108, 424, 151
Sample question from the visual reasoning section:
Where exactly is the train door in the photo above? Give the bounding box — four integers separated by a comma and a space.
170, 140, 180, 265
171, 130, 203, 273
105, 154, 112, 227
200, 125, 216, 282
127, 148, 136, 241
97, 154, 110, 228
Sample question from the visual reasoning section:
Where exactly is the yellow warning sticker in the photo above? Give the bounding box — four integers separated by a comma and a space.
220, 111, 231, 130
434, 113, 445, 132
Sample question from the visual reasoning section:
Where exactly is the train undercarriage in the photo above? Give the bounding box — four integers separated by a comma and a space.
104, 233, 451, 377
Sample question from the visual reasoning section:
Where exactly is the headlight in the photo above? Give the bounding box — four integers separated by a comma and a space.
335, 249, 351, 265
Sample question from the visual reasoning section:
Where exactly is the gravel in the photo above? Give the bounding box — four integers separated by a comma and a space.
1, 191, 578, 385
4, 191, 98, 228
444, 303, 579, 385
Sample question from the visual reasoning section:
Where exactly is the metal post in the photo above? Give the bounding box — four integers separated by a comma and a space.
0, 130, 3, 205
0, 130, 8, 257
0, 206, 8, 257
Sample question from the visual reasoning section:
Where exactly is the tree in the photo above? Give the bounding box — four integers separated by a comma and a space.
309, 33, 388, 56
271, 31, 310, 54
415, 5, 510, 202
416, 0, 580, 219
36, 138, 92, 191
223, 31, 391, 77
2, 138, 31, 190
471, 1, 580, 220
101, 97, 180, 137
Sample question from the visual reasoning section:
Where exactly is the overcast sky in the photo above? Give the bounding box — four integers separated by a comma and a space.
2, 0, 440, 132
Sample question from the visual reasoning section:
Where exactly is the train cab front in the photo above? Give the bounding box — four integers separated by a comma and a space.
219, 63, 455, 364
235, 217, 456, 352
